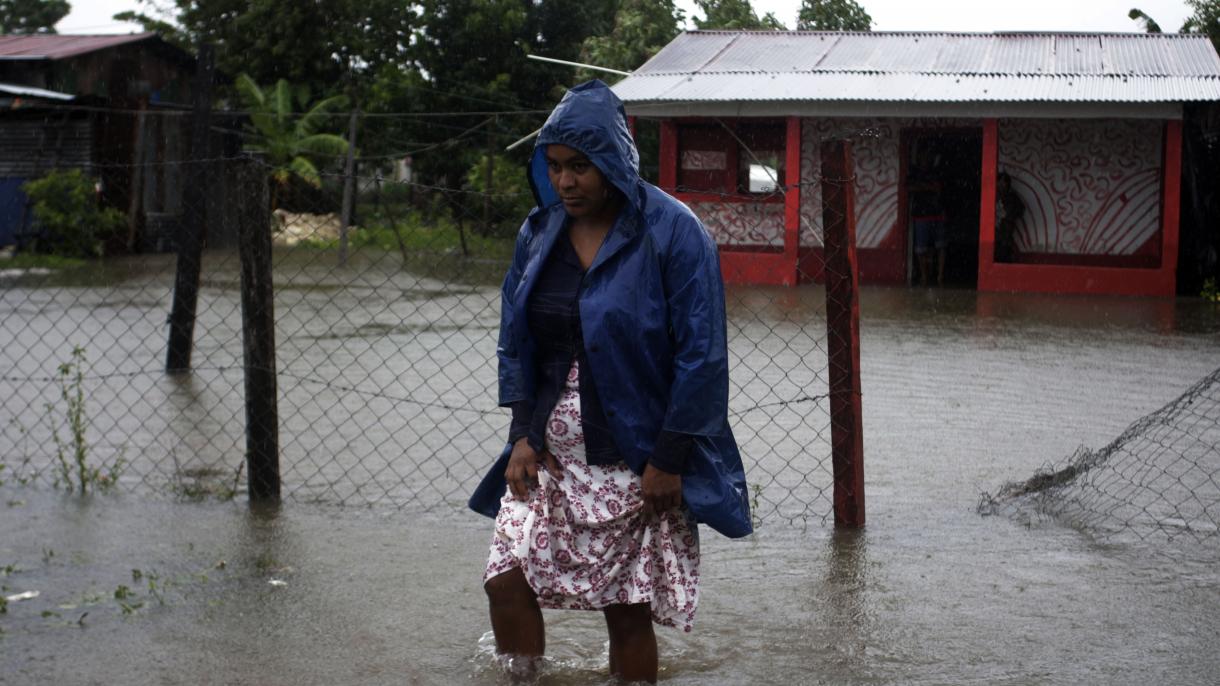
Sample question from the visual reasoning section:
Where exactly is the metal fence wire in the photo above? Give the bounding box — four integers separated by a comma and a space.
981, 366, 1220, 550
0, 111, 866, 527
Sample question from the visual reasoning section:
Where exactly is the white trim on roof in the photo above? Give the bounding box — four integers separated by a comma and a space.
622, 99, 1181, 121
0, 82, 73, 100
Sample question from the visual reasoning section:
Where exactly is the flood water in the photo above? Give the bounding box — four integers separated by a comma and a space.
2, 254, 1219, 684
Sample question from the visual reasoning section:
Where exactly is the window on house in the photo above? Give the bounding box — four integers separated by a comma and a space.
676, 120, 786, 196
735, 122, 785, 195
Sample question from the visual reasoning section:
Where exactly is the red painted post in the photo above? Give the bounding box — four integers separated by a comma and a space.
820, 139, 865, 528
783, 116, 801, 286
1160, 119, 1182, 291
976, 118, 999, 291
659, 119, 678, 192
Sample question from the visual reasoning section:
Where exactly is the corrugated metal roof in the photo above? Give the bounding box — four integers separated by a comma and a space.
616, 31, 1220, 103
0, 33, 155, 60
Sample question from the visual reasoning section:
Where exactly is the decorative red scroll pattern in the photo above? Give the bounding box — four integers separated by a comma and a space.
689, 201, 786, 247
998, 118, 1162, 255
687, 116, 1159, 257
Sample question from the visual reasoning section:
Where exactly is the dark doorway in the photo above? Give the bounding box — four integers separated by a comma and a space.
901, 129, 982, 287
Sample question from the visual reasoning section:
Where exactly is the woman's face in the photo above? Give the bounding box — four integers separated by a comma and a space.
545, 144, 614, 219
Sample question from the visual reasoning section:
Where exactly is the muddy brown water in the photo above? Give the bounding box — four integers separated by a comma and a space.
2, 254, 1219, 684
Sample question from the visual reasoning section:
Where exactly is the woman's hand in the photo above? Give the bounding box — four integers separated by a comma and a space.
504, 437, 562, 501
641, 463, 682, 516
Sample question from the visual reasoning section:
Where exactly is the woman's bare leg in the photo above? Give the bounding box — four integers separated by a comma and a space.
484, 567, 545, 661
603, 603, 657, 683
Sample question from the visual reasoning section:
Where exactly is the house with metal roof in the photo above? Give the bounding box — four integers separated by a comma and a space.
0, 33, 199, 251
612, 31, 1220, 295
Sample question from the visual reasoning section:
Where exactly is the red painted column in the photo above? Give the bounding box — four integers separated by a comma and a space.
977, 118, 999, 291
659, 119, 677, 193
820, 140, 865, 528
627, 115, 636, 141
1160, 119, 1182, 290
783, 116, 801, 287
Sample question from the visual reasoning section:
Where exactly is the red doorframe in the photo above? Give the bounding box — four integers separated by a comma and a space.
977, 118, 1181, 296
899, 125, 985, 286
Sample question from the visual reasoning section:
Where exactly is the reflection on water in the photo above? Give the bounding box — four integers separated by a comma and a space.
820, 528, 874, 676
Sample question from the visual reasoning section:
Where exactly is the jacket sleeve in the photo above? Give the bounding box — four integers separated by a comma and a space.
497, 220, 532, 407
658, 212, 730, 440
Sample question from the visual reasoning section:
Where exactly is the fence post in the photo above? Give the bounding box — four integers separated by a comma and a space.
165, 45, 215, 373
820, 139, 865, 528
237, 158, 281, 502
339, 108, 359, 266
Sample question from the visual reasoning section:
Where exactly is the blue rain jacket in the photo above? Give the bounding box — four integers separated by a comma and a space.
468, 80, 752, 539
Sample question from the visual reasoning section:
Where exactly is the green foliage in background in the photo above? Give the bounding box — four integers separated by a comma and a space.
22, 169, 125, 258
234, 75, 350, 207
797, 0, 874, 31
0, 0, 69, 34
115, 0, 416, 102
1130, 1, 1220, 53
693, 0, 786, 30
464, 153, 536, 236
1202, 277, 1220, 302
580, 0, 683, 81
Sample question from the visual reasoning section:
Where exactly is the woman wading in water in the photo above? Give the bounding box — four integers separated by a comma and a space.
469, 80, 752, 683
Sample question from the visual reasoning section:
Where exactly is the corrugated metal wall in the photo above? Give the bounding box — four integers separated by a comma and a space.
0, 113, 94, 246
0, 115, 93, 177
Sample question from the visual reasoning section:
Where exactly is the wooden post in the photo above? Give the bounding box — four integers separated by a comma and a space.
484, 115, 496, 234
820, 139, 865, 528
237, 159, 281, 502
166, 45, 215, 373
339, 108, 359, 266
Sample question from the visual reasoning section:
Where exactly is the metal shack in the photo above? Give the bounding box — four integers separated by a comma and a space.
0, 33, 197, 251
612, 31, 1220, 296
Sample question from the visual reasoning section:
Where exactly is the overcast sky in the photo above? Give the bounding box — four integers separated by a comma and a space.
59, 0, 1194, 35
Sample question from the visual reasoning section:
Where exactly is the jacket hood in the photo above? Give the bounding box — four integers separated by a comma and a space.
528, 80, 642, 213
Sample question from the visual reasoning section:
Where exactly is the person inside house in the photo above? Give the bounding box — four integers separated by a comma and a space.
910, 156, 948, 286
994, 172, 1025, 263
468, 80, 752, 684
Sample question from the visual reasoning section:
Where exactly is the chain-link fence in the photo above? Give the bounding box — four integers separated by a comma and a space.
1, 107, 865, 527
981, 366, 1220, 551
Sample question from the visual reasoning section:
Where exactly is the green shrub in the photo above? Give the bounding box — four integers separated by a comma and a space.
464, 153, 535, 237
22, 169, 126, 258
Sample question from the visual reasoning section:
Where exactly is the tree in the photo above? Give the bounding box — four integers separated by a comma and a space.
797, 0, 873, 31
234, 75, 350, 208
581, 0, 684, 76
0, 0, 70, 34
115, 0, 415, 102
1127, 8, 1163, 33
693, 0, 786, 30
1129, 1, 1220, 53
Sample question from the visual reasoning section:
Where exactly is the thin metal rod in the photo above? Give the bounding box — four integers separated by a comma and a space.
525, 54, 632, 77
505, 127, 541, 152
506, 56, 632, 152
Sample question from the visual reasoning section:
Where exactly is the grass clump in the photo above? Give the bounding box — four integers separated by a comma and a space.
45, 346, 125, 494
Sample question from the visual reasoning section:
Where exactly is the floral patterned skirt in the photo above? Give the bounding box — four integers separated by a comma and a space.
484, 360, 700, 632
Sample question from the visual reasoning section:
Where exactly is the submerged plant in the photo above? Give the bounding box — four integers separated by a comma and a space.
45, 346, 123, 494
1202, 277, 1219, 303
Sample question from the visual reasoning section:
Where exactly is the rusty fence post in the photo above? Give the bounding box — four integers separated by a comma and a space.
237, 158, 281, 502
820, 139, 866, 527
166, 45, 215, 373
